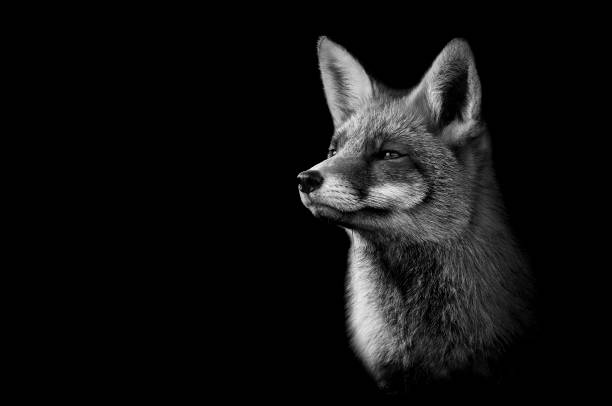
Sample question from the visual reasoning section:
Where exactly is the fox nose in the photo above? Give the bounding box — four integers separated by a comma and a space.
297, 170, 323, 194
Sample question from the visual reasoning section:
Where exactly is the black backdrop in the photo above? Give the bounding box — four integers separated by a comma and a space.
125, 17, 607, 400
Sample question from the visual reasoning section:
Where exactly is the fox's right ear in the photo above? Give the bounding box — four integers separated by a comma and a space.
415, 39, 482, 141
318, 37, 372, 128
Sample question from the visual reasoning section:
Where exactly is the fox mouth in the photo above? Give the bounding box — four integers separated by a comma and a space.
300, 190, 395, 230
300, 192, 346, 221
308, 203, 344, 220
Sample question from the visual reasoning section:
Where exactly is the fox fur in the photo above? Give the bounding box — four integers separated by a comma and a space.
298, 37, 534, 394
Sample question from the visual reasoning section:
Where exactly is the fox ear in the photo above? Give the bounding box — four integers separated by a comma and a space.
417, 39, 481, 135
318, 37, 373, 128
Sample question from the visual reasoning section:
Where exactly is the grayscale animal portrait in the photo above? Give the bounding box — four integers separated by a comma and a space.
297, 37, 535, 394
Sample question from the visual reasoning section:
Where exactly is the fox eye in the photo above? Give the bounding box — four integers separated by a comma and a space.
327, 148, 337, 158
379, 150, 402, 160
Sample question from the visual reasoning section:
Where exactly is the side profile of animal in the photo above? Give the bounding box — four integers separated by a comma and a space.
297, 37, 535, 394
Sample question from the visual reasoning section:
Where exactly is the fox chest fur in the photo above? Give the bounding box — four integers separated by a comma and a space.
345, 231, 529, 385
347, 234, 400, 373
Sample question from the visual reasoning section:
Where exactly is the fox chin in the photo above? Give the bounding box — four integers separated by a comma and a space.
300, 194, 354, 226
298, 37, 535, 394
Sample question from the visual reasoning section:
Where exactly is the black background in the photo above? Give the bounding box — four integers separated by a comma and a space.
124, 15, 608, 401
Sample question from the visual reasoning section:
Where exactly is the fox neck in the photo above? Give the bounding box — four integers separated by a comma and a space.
352, 218, 518, 291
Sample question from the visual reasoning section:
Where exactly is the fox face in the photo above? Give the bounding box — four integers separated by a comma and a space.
299, 37, 492, 241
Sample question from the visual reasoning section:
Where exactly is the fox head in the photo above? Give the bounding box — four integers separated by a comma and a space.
299, 37, 494, 241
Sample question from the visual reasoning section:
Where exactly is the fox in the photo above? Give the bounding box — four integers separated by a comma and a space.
298, 37, 535, 394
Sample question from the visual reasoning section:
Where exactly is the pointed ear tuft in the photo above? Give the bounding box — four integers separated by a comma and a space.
318, 37, 372, 128
418, 38, 481, 131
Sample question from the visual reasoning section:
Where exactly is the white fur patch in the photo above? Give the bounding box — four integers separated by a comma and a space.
367, 183, 426, 210
347, 234, 396, 372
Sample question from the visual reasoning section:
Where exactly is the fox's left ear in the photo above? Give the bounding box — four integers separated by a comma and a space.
318, 37, 373, 128
416, 39, 481, 139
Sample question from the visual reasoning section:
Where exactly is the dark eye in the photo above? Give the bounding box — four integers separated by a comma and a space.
379, 150, 402, 160
327, 148, 337, 158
